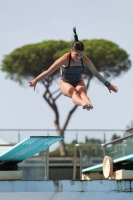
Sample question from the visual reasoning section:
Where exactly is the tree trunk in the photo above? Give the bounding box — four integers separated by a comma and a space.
54, 126, 67, 156
54, 105, 78, 156
59, 139, 67, 156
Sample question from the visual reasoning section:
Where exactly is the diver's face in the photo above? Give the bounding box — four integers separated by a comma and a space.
71, 50, 84, 61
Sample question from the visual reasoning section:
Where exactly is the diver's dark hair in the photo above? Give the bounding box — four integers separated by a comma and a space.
72, 27, 84, 51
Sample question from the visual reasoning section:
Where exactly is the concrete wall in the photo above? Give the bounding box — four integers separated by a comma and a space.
0, 180, 133, 200
49, 167, 80, 180
19, 166, 80, 180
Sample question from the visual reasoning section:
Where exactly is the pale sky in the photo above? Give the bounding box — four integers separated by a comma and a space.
0, 0, 133, 145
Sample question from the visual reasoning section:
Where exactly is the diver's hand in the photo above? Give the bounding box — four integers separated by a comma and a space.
108, 84, 118, 93
28, 78, 38, 91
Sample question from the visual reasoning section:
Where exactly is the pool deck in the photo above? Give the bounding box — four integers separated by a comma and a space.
0, 180, 133, 200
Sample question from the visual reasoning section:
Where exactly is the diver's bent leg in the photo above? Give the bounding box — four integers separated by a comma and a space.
76, 80, 93, 109
71, 90, 86, 107
60, 80, 88, 107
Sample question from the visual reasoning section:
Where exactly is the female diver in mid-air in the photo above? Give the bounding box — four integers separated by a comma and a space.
29, 27, 118, 110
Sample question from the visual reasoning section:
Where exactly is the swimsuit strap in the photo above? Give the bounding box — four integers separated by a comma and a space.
68, 53, 71, 67
81, 58, 84, 68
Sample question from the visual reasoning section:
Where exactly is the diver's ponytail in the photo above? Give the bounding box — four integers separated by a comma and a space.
72, 27, 84, 51
73, 27, 79, 42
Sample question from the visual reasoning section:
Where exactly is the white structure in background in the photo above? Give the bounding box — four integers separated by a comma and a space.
0, 137, 9, 144
0, 137, 12, 154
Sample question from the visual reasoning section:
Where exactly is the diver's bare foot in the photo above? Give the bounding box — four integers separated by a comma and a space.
82, 101, 93, 110
85, 101, 93, 110
82, 102, 88, 110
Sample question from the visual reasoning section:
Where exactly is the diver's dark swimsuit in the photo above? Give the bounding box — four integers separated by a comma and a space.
60, 54, 84, 87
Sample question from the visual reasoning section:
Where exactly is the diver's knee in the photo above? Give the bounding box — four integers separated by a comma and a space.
78, 86, 87, 94
68, 88, 79, 97
79, 90, 86, 97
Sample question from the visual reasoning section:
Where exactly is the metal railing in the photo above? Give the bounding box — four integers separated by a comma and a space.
73, 132, 133, 180
1, 128, 132, 180
73, 143, 103, 180
0, 128, 125, 144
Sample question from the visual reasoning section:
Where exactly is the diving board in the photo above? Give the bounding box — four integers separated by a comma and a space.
0, 136, 63, 165
0, 136, 63, 180
82, 153, 133, 174
82, 163, 103, 173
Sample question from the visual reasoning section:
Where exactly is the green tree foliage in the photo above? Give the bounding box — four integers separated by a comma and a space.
1, 39, 131, 155
111, 133, 120, 141
50, 139, 102, 157
83, 39, 131, 78
85, 136, 102, 144
1, 40, 71, 83
1, 39, 131, 83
